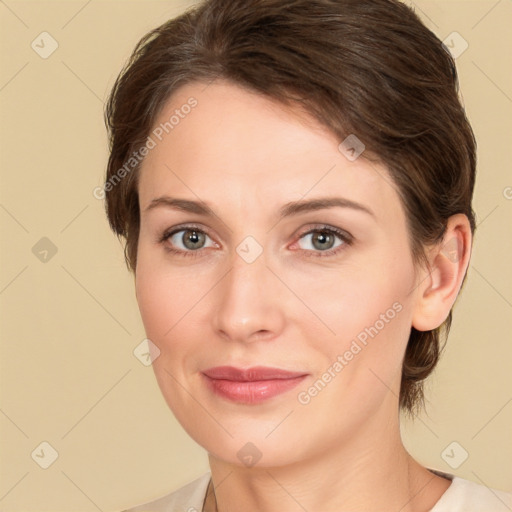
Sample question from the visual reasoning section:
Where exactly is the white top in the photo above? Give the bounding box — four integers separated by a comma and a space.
123, 468, 512, 512
124, 472, 211, 512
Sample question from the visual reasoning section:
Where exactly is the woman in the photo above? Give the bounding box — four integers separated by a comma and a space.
103, 0, 512, 510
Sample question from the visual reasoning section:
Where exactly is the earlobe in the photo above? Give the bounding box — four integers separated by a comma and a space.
411, 214, 472, 332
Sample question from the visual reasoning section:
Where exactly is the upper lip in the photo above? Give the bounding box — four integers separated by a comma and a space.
202, 366, 308, 381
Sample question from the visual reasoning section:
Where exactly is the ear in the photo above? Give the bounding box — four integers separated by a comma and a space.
411, 214, 473, 332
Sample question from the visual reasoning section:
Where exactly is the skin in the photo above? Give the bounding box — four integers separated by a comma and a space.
134, 79, 472, 512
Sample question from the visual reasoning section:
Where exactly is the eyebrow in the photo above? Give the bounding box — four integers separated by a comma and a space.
143, 196, 375, 220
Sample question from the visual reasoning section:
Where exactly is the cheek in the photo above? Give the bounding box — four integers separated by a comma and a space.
288, 255, 414, 344
290, 278, 414, 429
134, 249, 211, 366
135, 266, 170, 340
134, 256, 199, 410
135, 240, 199, 337
134, 248, 186, 357
290, 253, 416, 393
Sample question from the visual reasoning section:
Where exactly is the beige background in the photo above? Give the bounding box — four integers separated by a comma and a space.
0, 0, 511, 510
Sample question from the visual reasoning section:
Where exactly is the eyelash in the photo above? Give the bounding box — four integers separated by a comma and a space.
158, 224, 353, 259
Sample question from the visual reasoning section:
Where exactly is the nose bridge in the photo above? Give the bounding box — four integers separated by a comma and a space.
212, 242, 284, 342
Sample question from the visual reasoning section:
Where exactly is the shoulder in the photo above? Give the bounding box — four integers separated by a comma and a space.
429, 470, 512, 512
122, 472, 212, 512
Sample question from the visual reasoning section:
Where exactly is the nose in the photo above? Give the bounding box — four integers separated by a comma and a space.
212, 247, 286, 344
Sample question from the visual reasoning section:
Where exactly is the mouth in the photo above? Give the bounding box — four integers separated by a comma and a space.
201, 366, 308, 404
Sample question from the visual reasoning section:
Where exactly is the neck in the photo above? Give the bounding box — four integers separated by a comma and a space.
207, 402, 450, 512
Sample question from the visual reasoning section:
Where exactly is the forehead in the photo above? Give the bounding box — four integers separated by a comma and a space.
137, 80, 400, 221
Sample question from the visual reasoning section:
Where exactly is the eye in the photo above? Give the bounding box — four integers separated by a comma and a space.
158, 223, 353, 259
294, 225, 352, 258
159, 225, 216, 257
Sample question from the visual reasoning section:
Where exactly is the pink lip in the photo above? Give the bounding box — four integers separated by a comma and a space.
202, 366, 308, 404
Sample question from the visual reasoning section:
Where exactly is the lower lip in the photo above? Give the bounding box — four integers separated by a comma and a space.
202, 374, 307, 404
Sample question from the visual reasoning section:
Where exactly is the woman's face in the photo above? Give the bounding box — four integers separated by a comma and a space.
135, 79, 421, 467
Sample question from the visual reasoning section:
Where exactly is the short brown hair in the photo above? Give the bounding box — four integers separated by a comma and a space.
103, 0, 476, 416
